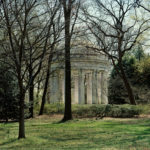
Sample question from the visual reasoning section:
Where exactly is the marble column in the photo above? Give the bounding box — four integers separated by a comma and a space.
49, 74, 53, 103
92, 70, 97, 104
101, 71, 108, 104
74, 72, 79, 104
97, 72, 102, 104
46, 83, 50, 104
61, 74, 65, 103
59, 70, 64, 103
78, 69, 85, 104
71, 74, 75, 104
50, 71, 59, 103
87, 71, 92, 104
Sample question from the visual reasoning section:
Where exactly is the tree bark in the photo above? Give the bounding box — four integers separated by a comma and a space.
29, 66, 34, 118
62, 0, 72, 121
36, 77, 41, 100
39, 62, 51, 115
119, 63, 136, 105
63, 38, 72, 121
18, 82, 25, 139
29, 80, 34, 118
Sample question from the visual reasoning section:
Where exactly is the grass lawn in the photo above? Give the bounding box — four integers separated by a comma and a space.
0, 115, 150, 150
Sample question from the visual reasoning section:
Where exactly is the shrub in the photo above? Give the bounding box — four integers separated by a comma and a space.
35, 103, 64, 115
35, 104, 140, 118
73, 105, 140, 118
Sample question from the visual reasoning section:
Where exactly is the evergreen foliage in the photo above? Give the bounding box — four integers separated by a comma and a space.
136, 56, 150, 87
0, 63, 19, 122
108, 45, 149, 104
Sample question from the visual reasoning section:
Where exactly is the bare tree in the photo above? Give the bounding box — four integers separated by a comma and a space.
135, 0, 150, 13
24, 2, 49, 118
0, 0, 48, 138
24, 0, 62, 118
82, 0, 150, 105
39, 0, 63, 115
60, 0, 80, 122
0, 0, 33, 138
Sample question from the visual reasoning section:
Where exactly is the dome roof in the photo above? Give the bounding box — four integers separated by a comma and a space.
51, 45, 110, 71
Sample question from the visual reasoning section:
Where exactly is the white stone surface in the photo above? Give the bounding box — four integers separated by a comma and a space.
86, 71, 92, 104
49, 49, 110, 104
101, 71, 108, 104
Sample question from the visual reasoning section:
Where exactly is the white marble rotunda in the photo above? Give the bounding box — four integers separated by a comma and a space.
49, 47, 110, 104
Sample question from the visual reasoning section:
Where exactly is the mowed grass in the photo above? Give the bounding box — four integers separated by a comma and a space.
0, 115, 150, 150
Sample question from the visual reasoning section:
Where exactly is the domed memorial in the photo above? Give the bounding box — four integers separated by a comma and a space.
49, 45, 110, 104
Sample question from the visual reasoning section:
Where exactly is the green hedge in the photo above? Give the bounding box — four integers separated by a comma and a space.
73, 104, 140, 118
35, 104, 141, 118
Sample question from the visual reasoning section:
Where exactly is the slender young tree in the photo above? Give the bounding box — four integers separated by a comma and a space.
25, 3, 49, 118
38, 0, 64, 115
39, 16, 63, 115
25, 0, 61, 118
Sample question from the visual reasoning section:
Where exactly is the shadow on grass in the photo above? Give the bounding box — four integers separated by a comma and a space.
38, 119, 150, 148
0, 139, 18, 146
38, 129, 150, 149
1, 118, 150, 149
52, 118, 75, 124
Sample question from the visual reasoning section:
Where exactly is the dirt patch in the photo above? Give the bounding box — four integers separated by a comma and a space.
30, 114, 150, 122
139, 114, 150, 118
35, 114, 63, 120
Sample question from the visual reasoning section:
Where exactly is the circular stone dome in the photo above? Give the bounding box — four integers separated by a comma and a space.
51, 45, 109, 70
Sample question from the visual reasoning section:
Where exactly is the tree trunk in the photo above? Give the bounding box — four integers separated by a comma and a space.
39, 64, 51, 115
29, 81, 34, 118
29, 66, 34, 118
39, 42, 54, 115
62, 44, 72, 121
18, 83, 25, 139
36, 77, 41, 100
62, 1, 72, 121
119, 63, 136, 105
